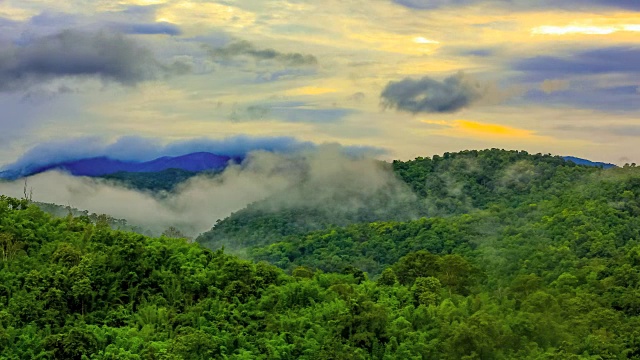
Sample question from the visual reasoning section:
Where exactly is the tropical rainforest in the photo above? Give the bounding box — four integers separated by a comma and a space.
2, 149, 640, 359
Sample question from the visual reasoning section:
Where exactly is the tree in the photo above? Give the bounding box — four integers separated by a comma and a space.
412, 277, 441, 306
0, 232, 23, 262
162, 226, 190, 242
393, 251, 440, 285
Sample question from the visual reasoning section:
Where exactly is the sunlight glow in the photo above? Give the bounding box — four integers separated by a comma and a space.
423, 120, 537, 139
413, 37, 439, 44
532, 24, 640, 35
284, 87, 338, 96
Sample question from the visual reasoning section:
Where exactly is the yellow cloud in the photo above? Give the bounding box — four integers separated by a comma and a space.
540, 79, 570, 94
0, 4, 36, 20
456, 120, 535, 138
126, 0, 169, 5
423, 120, 541, 140
156, 2, 256, 28
284, 86, 338, 96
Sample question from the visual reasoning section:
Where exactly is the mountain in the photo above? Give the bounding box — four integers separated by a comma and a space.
0, 152, 233, 179
101, 168, 201, 192
563, 156, 617, 169
197, 149, 598, 250
3, 148, 640, 359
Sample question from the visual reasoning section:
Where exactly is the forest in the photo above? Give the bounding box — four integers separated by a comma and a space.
1, 149, 640, 359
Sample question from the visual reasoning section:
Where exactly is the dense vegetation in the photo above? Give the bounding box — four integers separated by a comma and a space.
2, 149, 640, 358
197, 150, 597, 248
100, 168, 202, 192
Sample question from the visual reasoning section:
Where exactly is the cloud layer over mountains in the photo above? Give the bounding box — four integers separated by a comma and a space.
0, 145, 409, 237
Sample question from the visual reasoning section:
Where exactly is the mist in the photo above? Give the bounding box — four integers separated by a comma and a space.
0, 145, 416, 237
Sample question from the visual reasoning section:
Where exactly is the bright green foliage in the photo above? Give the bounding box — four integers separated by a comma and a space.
2, 149, 640, 359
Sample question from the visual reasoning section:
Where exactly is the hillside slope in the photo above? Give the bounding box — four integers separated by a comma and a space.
2, 153, 640, 358
197, 149, 598, 250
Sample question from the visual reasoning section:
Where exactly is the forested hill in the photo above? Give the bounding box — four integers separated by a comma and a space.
2, 150, 640, 358
197, 149, 603, 249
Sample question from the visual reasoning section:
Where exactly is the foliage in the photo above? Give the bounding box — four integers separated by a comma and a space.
197, 149, 595, 249
3, 148, 640, 359
100, 168, 202, 192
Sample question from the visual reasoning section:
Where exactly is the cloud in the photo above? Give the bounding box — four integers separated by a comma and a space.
0, 146, 401, 237
0, 29, 187, 92
0, 135, 387, 179
556, 124, 640, 137
540, 79, 570, 94
380, 72, 486, 114
392, 0, 640, 11
393, 0, 474, 10
19, 7, 182, 36
514, 47, 640, 78
523, 85, 640, 111
115, 22, 182, 36
347, 92, 366, 102
229, 101, 354, 123
460, 48, 497, 57
208, 40, 318, 67
512, 47, 640, 110
254, 68, 317, 82
422, 119, 542, 140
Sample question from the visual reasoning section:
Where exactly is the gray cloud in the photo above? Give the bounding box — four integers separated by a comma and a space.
347, 92, 366, 102
228, 101, 353, 123
514, 47, 640, 79
113, 22, 182, 36
0, 29, 188, 92
208, 40, 318, 67
556, 124, 640, 137
522, 85, 640, 112
380, 72, 485, 113
0, 145, 398, 236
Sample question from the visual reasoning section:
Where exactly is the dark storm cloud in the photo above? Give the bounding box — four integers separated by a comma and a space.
209, 40, 318, 67
514, 47, 640, 78
0, 29, 187, 91
393, 0, 640, 11
380, 73, 484, 113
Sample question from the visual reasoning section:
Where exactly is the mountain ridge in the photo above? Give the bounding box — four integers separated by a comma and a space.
562, 156, 617, 169
0, 152, 233, 179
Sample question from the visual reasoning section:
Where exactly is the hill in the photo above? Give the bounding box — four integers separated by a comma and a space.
197, 149, 597, 250
563, 156, 617, 169
2, 147, 640, 358
100, 168, 202, 192
0, 152, 233, 180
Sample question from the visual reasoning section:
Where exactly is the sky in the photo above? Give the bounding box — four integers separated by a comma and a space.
1, 0, 640, 166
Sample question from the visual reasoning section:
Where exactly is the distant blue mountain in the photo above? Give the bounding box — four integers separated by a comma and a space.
563, 156, 617, 169
0, 152, 233, 179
